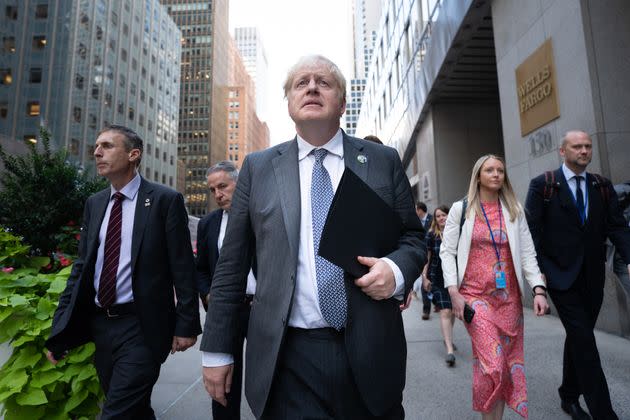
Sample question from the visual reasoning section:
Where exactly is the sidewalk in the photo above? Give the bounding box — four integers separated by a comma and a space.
152, 301, 630, 419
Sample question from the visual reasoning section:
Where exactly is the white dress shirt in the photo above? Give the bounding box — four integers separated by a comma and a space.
93, 173, 141, 306
202, 129, 404, 367
219, 210, 256, 296
562, 163, 589, 215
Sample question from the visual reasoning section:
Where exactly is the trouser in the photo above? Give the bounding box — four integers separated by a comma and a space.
91, 307, 160, 420
549, 270, 618, 420
262, 327, 404, 420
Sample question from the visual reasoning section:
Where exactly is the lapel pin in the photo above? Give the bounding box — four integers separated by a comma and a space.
357, 154, 367, 164
145, 198, 151, 207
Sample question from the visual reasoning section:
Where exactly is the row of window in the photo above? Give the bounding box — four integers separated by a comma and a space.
1, 35, 46, 53
4, 4, 47, 20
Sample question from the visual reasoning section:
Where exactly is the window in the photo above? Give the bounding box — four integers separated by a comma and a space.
75, 73, 84, 89
29, 67, 42, 83
3, 36, 15, 53
27, 101, 40, 116
89, 114, 97, 129
111, 11, 118, 26
117, 101, 124, 114
104, 93, 112, 107
77, 43, 87, 59
130, 82, 136, 96
33, 35, 47, 50
70, 138, 80, 155
73, 107, 81, 122
91, 84, 99, 99
5, 6, 17, 20
119, 74, 126, 88
1, 68, 12, 85
121, 48, 127, 62
96, 26, 103, 40
131, 58, 137, 70
109, 38, 116, 51
128, 107, 134, 120
123, 23, 129, 36
35, 4, 48, 19
0, 102, 8, 118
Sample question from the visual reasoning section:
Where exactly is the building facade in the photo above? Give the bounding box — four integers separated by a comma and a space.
162, 0, 229, 216
233, 27, 269, 121
346, 0, 382, 136
355, 0, 630, 336
0, 0, 181, 188
226, 37, 269, 169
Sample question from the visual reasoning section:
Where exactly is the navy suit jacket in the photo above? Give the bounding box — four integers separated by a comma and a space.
525, 168, 630, 290
196, 209, 223, 301
46, 178, 201, 363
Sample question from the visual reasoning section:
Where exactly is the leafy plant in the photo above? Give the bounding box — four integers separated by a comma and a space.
0, 126, 107, 256
0, 229, 103, 419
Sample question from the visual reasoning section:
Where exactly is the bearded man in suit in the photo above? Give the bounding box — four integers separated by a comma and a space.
46, 125, 201, 419
201, 55, 425, 419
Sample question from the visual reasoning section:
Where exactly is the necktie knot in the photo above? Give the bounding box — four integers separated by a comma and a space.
311, 148, 328, 165
112, 192, 124, 202
574, 175, 583, 186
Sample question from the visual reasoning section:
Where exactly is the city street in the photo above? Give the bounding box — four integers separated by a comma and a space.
152, 299, 630, 419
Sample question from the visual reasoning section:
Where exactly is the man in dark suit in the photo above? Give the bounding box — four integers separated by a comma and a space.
415, 201, 433, 319
200, 55, 425, 419
196, 160, 255, 419
525, 130, 630, 420
46, 125, 201, 419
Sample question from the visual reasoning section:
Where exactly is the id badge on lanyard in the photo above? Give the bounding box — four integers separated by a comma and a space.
494, 261, 507, 289
481, 201, 506, 290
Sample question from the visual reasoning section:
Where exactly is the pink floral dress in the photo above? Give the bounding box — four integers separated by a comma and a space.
460, 201, 528, 418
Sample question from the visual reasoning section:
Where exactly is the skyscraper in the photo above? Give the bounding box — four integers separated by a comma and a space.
226, 37, 269, 169
0, 0, 181, 188
346, 0, 382, 135
233, 27, 269, 120
162, 0, 230, 216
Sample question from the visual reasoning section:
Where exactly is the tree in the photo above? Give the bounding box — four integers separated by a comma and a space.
0, 126, 107, 256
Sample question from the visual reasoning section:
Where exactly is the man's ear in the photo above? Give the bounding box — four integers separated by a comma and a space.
129, 148, 141, 164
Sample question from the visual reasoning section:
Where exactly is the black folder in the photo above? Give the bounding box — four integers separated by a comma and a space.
318, 167, 403, 278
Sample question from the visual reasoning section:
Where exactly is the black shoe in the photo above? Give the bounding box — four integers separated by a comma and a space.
421, 312, 430, 320
561, 400, 591, 420
445, 353, 455, 367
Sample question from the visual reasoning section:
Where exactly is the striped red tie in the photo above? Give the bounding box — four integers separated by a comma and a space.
98, 192, 124, 308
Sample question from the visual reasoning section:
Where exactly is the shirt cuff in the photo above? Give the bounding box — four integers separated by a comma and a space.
381, 257, 404, 300
202, 351, 234, 367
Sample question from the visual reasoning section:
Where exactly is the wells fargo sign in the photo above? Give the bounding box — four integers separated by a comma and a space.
515, 39, 560, 136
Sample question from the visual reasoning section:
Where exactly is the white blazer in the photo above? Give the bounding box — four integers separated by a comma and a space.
440, 199, 545, 293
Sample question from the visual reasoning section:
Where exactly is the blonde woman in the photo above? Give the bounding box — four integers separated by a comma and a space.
421, 205, 457, 366
440, 155, 549, 419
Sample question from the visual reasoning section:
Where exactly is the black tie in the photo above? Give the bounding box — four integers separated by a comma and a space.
575, 176, 585, 224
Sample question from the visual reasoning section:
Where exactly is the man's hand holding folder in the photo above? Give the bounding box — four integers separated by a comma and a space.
318, 167, 408, 300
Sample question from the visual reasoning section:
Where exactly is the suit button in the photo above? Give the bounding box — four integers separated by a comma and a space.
281, 317, 286, 326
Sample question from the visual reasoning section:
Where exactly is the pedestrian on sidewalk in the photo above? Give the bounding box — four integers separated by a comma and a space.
416, 201, 435, 320
196, 161, 256, 420
525, 130, 630, 420
421, 205, 458, 366
200, 55, 425, 419
441, 154, 549, 419
46, 125, 201, 419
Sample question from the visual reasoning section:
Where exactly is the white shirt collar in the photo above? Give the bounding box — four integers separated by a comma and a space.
297, 129, 344, 161
562, 163, 586, 181
110, 172, 141, 201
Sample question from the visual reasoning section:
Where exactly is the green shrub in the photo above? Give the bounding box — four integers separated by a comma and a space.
0, 126, 107, 256
0, 229, 103, 420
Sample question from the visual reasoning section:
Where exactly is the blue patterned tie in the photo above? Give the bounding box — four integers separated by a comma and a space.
575, 175, 586, 224
310, 148, 347, 330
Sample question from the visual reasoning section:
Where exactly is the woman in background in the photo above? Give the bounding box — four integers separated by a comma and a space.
421, 205, 457, 367
440, 154, 549, 419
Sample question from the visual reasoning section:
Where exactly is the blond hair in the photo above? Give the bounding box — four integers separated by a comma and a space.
465, 154, 522, 222
282, 55, 346, 102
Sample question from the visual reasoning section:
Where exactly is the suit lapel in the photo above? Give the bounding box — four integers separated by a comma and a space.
342, 134, 368, 182
87, 190, 110, 255
131, 178, 153, 272
272, 139, 301, 261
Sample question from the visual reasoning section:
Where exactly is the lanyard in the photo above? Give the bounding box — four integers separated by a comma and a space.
480, 200, 503, 263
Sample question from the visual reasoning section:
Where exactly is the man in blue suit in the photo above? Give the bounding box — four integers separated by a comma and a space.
525, 130, 630, 420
